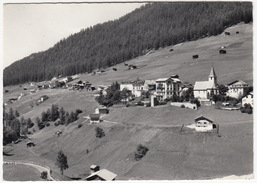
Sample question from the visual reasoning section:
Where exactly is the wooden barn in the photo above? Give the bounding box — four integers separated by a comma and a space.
89, 114, 101, 124
86, 169, 117, 181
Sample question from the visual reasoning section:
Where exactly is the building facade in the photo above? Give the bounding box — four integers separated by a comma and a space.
226, 80, 249, 99
193, 67, 219, 100
155, 77, 182, 101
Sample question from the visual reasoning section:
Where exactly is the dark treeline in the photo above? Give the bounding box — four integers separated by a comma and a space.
4, 2, 252, 86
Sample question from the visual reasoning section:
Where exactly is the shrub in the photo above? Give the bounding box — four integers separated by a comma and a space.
41, 171, 48, 179
134, 144, 149, 161
95, 127, 105, 138
46, 123, 50, 127
78, 124, 83, 128
180, 104, 185, 108
27, 131, 32, 135
54, 121, 60, 126
76, 109, 83, 114
126, 104, 130, 107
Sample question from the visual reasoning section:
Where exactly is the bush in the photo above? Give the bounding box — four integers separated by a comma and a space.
180, 104, 185, 108
27, 131, 32, 135
46, 123, 50, 127
126, 104, 130, 107
41, 171, 48, 179
240, 103, 252, 114
54, 121, 60, 126
95, 127, 105, 138
78, 124, 83, 128
134, 144, 149, 161
76, 109, 83, 114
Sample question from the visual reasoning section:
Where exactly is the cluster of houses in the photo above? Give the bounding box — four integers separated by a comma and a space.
118, 66, 253, 108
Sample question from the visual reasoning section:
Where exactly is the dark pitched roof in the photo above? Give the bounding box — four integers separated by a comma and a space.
89, 114, 100, 120
195, 115, 213, 123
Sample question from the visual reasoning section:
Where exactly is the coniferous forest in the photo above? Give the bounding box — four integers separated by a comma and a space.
3, 2, 252, 86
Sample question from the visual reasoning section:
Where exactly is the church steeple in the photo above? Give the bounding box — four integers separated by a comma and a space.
209, 66, 217, 84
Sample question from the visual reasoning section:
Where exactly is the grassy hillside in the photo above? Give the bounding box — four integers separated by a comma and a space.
3, 2, 252, 86
3, 23, 253, 180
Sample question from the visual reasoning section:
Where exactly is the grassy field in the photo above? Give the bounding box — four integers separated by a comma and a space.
3, 23, 253, 180
3, 164, 43, 181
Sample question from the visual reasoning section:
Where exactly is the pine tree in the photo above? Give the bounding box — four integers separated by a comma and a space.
55, 151, 69, 175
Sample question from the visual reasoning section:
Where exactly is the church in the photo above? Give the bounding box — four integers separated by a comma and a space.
193, 67, 219, 100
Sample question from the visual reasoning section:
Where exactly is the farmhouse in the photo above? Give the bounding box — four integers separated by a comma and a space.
242, 92, 253, 108
155, 77, 182, 101
194, 116, 217, 132
226, 80, 249, 99
86, 168, 117, 181
193, 67, 219, 100
89, 114, 101, 124
95, 107, 109, 114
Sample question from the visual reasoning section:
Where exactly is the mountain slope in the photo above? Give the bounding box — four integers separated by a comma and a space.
3, 2, 252, 86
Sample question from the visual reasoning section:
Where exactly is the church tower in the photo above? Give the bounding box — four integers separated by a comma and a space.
208, 66, 217, 86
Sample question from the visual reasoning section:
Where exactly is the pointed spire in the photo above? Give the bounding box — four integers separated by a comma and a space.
209, 66, 216, 78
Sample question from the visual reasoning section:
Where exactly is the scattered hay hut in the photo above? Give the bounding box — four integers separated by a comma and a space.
26, 141, 35, 147
128, 65, 137, 70
90, 165, 100, 174
219, 49, 227, 54
192, 55, 199, 59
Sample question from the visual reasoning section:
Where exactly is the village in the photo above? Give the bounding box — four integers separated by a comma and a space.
3, 22, 253, 181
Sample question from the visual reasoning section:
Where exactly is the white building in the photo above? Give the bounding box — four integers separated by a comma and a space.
155, 77, 182, 101
120, 79, 145, 97
226, 80, 249, 99
193, 67, 219, 100
242, 92, 253, 107
195, 116, 217, 132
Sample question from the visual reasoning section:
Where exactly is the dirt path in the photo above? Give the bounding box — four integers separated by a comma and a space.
3, 160, 58, 181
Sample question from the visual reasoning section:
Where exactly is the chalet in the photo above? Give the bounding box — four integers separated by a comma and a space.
9, 98, 18, 103
86, 168, 117, 181
242, 92, 253, 108
95, 107, 109, 114
226, 80, 249, 99
128, 65, 137, 70
194, 116, 216, 132
155, 77, 182, 101
193, 67, 219, 100
89, 114, 101, 124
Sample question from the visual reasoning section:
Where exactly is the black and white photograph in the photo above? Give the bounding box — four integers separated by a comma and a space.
1, 0, 255, 181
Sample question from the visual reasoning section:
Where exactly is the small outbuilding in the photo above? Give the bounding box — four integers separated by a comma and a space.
26, 141, 35, 147
192, 55, 199, 59
194, 115, 217, 132
89, 114, 101, 124
219, 49, 227, 54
